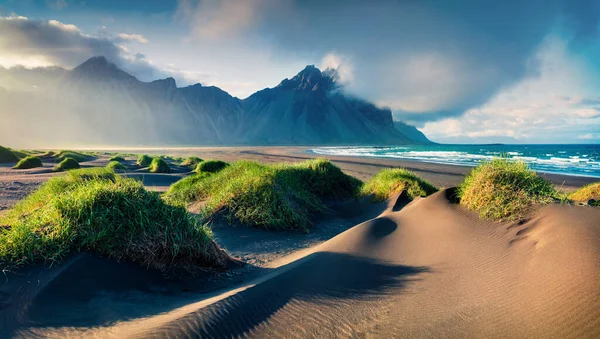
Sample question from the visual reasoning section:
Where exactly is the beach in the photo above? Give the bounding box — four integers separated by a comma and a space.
2, 146, 595, 213
0, 146, 599, 338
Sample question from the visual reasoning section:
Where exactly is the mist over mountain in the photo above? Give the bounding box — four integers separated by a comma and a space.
0, 57, 430, 147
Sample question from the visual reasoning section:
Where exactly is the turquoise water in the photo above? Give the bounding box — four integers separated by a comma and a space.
309, 144, 600, 178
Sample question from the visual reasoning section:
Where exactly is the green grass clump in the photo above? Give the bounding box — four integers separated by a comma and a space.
458, 158, 557, 221
361, 168, 438, 202
42, 151, 56, 158
283, 159, 362, 200
0, 168, 225, 272
53, 157, 81, 172
165, 172, 214, 205
137, 154, 153, 167
149, 157, 171, 173
56, 150, 94, 163
568, 182, 600, 205
166, 159, 360, 231
108, 155, 126, 162
13, 156, 43, 169
162, 155, 184, 163
0, 146, 19, 163
195, 160, 229, 173
11, 149, 30, 159
181, 156, 203, 168
106, 161, 127, 171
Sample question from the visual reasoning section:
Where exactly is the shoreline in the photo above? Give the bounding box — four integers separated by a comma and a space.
309, 152, 600, 179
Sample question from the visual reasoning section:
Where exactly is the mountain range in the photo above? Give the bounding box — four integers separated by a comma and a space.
0, 56, 430, 146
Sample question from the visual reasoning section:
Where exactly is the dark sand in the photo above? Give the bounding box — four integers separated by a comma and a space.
1, 147, 599, 338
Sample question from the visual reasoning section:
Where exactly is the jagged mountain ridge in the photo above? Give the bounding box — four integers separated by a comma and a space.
0, 56, 430, 146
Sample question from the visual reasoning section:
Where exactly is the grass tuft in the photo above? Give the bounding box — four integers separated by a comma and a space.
42, 151, 56, 158
458, 158, 557, 221
0, 168, 226, 272
10, 149, 30, 159
165, 172, 214, 205
137, 154, 153, 167
568, 182, 600, 206
361, 168, 438, 202
13, 156, 43, 169
0, 146, 19, 163
56, 150, 94, 163
166, 159, 360, 231
149, 157, 171, 173
195, 160, 229, 173
106, 161, 127, 171
181, 156, 203, 168
53, 157, 81, 172
108, 155, 126, 162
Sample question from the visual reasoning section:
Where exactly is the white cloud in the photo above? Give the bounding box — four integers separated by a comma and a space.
577, 133, 600, 140
376, 52, 480, 112
117, 33, 149, 44
320, 52, 353, 85
573, 108, 600, 118
421, 36, 600, 143
0, 16, 168, 82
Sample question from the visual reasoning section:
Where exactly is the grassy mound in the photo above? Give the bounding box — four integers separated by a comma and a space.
106, 161, 127, 171
166, 172, 214, 205
568, 182, 600, 206
0, 168, 226, 272
149, 157, 171, 173
181, 156, 203, 168
11, 149, 30, 159
361, 168, 437, 202
137, 154, 153, 167
0, 146, 19, 163
195, 160, 229, 173
458, 159, 557, 220
42, 151, 56, 158
56, 150, 94, 163
13, 156, 43, 169
162, 155, 185, 163
108, 155, 126, 162
166, 159, 361, 231
53, 157, 81, 172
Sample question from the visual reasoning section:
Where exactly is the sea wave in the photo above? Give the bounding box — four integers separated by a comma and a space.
309, 146, 600, 178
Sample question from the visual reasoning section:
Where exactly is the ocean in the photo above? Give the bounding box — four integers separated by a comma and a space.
309, 144, 600, 178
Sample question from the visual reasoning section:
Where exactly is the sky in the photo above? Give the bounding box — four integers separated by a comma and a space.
0, 0, 599, 144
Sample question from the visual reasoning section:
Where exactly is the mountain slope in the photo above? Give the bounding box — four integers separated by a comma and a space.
53, 56, 245, 145
242, 66, 413, 144
394, 121, 432, 144
0, 57, 428, 146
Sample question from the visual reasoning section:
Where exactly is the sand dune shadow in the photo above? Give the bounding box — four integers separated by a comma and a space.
151, 251, 428, 338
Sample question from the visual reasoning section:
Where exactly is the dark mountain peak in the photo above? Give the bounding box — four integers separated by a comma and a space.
71, 56, 135, 81
150, 77, 177, 90
278, 65, 337, 92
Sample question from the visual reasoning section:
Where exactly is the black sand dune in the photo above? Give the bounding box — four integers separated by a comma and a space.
3, 189, 598, 338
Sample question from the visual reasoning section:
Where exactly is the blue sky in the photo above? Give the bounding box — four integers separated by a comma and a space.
0, 0, 599, 144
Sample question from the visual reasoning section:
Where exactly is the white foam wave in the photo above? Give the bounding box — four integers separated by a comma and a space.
309, 146, 600, 178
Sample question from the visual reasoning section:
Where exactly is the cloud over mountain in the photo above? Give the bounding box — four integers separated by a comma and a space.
176, 0, 600, 124
0, 16, 165, 82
